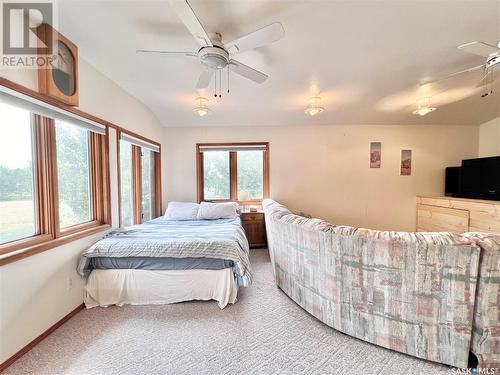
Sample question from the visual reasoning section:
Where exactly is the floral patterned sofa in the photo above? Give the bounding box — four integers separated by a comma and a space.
263, 199, 500, 369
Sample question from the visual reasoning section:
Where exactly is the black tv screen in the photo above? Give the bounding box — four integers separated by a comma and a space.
460, 156, 500, 201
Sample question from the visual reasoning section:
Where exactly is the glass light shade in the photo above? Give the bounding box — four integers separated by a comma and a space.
193, 107, 209, 117
304, 96, 325, 116
304, 106, 324, 116
193, 97, 210, 117
412, 107, 436, 116
413, 97, 436, 116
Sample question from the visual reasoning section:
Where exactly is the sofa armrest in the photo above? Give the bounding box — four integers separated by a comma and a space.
461, 233, 500, 369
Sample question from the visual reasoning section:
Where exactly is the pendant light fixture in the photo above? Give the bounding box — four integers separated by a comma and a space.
412, 97, 436, 116
193, 97, 211, 117
304, 96, 325, 116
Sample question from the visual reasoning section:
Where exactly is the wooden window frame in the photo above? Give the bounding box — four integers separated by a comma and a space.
117, 129, 162, 227
53, 121, 109, 237
0, 77, 163, 266
0, 78, 114, 266
0, 115, 111, 262
196, 142, 270, 204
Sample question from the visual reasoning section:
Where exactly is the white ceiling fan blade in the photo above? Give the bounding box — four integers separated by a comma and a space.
136, 49, 197, 57
224, 22, 285, 55
476, 70, 500, 88
229, 60, 268, 84
458, 41, 500, 57
196, 69, 214, 89
421, 64, 485, 86
167, 0, 212, 47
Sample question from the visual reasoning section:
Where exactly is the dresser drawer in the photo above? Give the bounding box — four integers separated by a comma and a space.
242, 213, 264, 222
416, 203, 469, 233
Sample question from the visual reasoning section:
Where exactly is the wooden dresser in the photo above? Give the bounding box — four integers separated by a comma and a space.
240, 208, 267, 248
416, 196, 500, 233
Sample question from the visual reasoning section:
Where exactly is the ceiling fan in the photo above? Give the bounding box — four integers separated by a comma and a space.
422, 41, 500, 95
137, 0, 285, 90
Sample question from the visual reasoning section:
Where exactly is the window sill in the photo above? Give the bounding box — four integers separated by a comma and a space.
201, 199, 264, 204
238, 200, 264, 205
0, 224, 111, 267
59, 220, 102, 237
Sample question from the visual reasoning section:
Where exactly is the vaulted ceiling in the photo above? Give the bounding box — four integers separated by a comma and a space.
58, 0, 500, 127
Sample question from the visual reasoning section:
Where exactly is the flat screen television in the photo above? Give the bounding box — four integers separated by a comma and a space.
459, 156, 500, 201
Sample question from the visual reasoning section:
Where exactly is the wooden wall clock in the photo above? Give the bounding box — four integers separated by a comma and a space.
37, 24, 79, 106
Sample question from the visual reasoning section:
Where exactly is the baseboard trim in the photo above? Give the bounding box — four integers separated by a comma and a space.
0, 303, 84, 373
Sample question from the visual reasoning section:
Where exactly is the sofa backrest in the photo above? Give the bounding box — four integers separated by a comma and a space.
262, 198, 483, 368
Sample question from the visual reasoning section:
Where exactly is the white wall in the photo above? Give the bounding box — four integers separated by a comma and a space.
478, 116, 500, 157
164, 124, 479, 231
0, 59, 165, 364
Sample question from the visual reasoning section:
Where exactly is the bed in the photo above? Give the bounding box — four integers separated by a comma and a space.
77, 216, 252, 309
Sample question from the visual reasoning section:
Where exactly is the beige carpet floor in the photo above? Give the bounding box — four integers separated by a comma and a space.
5, 249, 452, 375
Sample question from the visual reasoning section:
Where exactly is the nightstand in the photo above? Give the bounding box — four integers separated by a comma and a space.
240, 208, 267, 248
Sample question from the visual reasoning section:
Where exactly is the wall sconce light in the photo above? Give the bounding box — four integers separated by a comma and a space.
304, 96, 325, 116
193, 97, 211, 117
412, 97, 436, 116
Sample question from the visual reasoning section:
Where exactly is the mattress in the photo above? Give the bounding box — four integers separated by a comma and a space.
91, 256, 234, 271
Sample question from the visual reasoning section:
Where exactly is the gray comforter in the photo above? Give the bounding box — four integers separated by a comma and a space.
77, 217, 252, 287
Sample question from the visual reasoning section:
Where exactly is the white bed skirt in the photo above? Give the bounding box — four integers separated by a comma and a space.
84, 268, 238, 309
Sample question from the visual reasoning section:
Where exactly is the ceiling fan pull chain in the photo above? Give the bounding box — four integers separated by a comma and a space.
227, 67, 230, 94
214, 69, 217, 98
490, 70, 494, 95
219, 70, 222, 98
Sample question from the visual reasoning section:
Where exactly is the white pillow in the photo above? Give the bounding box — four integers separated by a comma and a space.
164, 202, 199, 221
197, 202, 238, 220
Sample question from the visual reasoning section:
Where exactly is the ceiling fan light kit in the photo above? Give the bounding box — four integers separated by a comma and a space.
193, 97, 210, 117
199, 47, 229, 70
412, 97, 436, 116
485, 54, 500, 70
198, 33, 230, 71
304, 96, 325, 116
